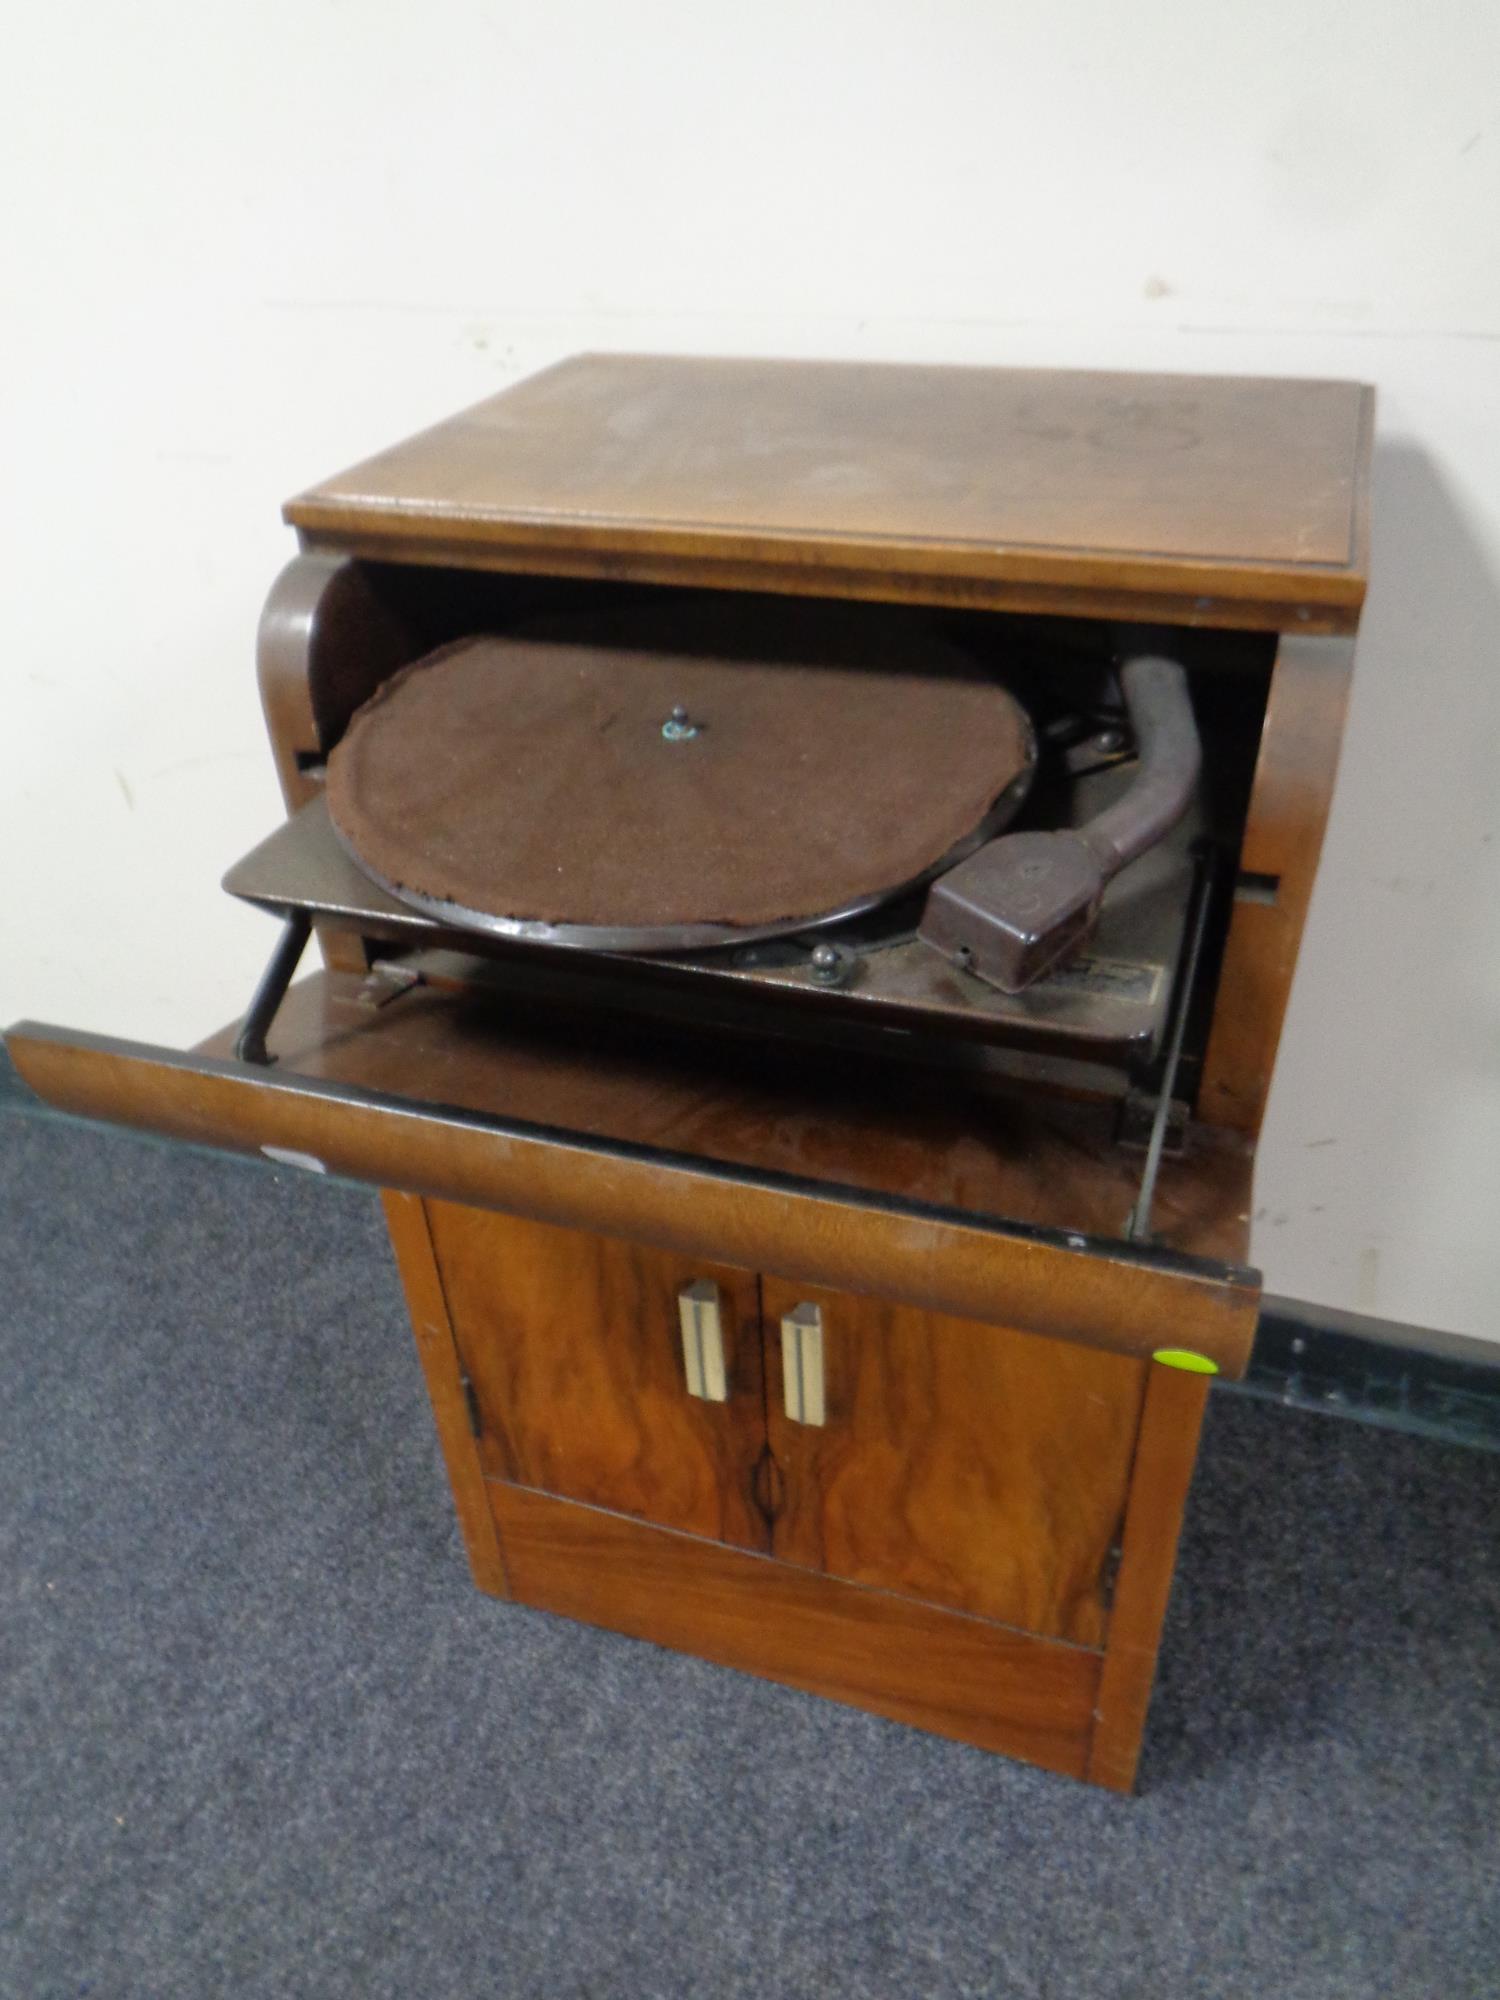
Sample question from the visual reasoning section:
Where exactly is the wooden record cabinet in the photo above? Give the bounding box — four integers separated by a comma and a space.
8, 355, 1370, 1789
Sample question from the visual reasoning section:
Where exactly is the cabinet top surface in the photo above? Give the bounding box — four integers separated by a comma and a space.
286, 353, 1372, 629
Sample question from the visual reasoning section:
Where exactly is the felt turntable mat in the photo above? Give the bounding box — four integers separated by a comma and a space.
326, 598, 1036, 933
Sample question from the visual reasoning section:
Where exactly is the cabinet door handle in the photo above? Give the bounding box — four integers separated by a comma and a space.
678, 1281, 729, 1402
780, 1303, 826, 1426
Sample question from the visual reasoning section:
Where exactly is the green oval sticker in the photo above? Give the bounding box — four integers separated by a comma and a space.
1151, 1348, 1220, 1375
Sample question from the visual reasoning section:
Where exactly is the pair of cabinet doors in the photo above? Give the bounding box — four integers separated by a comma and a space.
425, 1202, 1151, 1652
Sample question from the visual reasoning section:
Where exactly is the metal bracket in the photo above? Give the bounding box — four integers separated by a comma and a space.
1115, 1087, 1190, 1157
459, 1367, 483, 1439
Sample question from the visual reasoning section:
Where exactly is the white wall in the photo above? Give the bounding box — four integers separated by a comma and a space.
4, 0, 1499, 1339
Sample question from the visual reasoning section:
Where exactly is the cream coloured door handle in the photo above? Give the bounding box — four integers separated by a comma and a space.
780, 1303, 826, 1426
678, 1281, 729, 1402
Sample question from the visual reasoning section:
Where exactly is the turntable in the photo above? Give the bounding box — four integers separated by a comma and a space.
9, 355, 1371, 1788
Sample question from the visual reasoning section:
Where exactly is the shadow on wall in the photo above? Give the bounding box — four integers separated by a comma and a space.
1260, 439, 1500, 1334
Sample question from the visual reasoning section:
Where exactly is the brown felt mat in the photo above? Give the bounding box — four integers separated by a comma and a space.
326, 598, 1035, 933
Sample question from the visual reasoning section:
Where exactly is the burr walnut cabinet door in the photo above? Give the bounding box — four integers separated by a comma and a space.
423, 1202, 770, 1552
761, 1277, 1147, 1648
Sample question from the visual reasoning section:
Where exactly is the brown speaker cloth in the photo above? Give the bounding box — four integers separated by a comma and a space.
326, 599, 1035, 933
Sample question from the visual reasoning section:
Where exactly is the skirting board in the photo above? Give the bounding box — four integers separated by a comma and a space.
1233, 1296, 1500, 1456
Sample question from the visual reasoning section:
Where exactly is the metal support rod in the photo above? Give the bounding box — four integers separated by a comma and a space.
234, 912, 312, 1066
1126, 851, 1216, 1244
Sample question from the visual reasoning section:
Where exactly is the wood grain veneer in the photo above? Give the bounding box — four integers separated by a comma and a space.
256, 551, 420, 974
380, 1190, 509, 1597
287, 355, 1372, 633
427, 1204, 769, 1551
488, 1480, 1103, 1778
7, 991, 1261, 1378
209, 971, 1257, 1269
1087, 1366, 1212, 1791
1199, 633, 1358, 1135
761, 1275, 1146, 1648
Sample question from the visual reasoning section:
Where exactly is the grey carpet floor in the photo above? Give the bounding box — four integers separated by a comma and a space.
3, 1109, 1499, 2000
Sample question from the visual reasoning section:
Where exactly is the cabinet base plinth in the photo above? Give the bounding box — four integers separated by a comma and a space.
487, 1480, 1103, 1782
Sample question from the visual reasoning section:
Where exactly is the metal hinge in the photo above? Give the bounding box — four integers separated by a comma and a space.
1114, 1088, 1190, 1156
1100, 1539, 1124, 1609
357, 960, 425, 1011
459, 1368, 482, 1440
